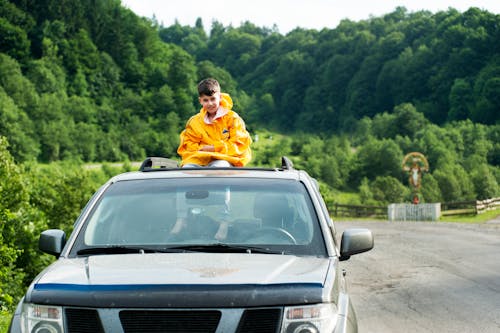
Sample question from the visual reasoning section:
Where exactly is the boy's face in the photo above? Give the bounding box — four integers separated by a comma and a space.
199, 92, 221, 115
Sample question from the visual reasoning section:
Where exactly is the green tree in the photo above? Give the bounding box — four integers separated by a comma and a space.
0, 54, 39, 111
0, 0, 36, 32
433, 164, 475, 202
26, 58, 66, 94
154, 111, 182, 158
471, 164, 499, 200
413, 124, 459, 170
420, 173, 442, 203
351, 138, 403, 185
27, 161, 98, 232
433, 168, 461, 202
371, 176, 410, 204
474, 76, 500, 124
0, 87, 39, 161
0, 17, 30, 60
391, 103, 429, 139
212, 29, 261, 77
448, 78, 473, 121
0, 137, 32, 309
358, 177, 374, 205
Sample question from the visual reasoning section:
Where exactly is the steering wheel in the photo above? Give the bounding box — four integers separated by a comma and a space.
252, 227, 297, 244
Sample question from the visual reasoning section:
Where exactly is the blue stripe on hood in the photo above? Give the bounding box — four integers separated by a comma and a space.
35, 282, 323, 292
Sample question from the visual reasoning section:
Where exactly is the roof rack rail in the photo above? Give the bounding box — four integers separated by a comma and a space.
281, 156, 294, 170
139, 157, 179, 171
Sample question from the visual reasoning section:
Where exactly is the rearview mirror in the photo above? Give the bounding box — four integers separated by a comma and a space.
339, 228, 373, 261
186, 190, 209, 199
39, 229, 66, 257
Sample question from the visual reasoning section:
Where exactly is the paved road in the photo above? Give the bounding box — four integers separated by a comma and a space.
335, 221, 500, 333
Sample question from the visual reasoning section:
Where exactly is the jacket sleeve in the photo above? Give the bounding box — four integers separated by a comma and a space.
177, 117, 202, 156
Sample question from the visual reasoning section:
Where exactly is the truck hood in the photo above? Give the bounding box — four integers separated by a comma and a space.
30, 253, 334, 307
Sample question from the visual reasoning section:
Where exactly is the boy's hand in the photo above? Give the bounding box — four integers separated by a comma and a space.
214, 221, 229, 241
170, 218, 185, 235
200, 145, 215, 152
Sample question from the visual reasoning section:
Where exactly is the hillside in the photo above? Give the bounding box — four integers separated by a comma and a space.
0, 1, 499, 163
162, 6, 500, 131
0, 0, 498, 201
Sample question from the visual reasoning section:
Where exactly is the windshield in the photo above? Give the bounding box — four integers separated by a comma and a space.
72, 178, 326, 256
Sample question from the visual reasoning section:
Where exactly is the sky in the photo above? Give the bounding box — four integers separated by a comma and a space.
121, 0, 500, 34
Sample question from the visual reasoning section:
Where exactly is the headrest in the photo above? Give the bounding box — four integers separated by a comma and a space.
254, 193, 289, 220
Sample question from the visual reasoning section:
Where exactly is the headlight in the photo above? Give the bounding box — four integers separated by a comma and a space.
21, 304, 63, 333
281, 303, 338, 333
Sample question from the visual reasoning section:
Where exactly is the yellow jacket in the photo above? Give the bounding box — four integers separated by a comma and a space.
177, 93, 252, 167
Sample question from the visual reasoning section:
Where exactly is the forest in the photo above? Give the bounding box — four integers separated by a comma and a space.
0, 0, 499, 316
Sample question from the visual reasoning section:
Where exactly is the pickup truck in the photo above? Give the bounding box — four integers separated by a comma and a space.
9, 157, 373, 333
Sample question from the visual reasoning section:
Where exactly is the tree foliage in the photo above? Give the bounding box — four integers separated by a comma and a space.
0, 0, 497, 201
0, 137, 38, 310
0, 1, 498, 165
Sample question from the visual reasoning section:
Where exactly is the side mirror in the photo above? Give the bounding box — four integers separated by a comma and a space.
340, 228, 373, 261
39, 229, 66, 257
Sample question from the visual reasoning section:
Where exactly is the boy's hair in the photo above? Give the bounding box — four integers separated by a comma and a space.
198, 78, 220, 96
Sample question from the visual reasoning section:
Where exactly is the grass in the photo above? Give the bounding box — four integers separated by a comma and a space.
440, 208, 500, 223
331, 191, 361, 205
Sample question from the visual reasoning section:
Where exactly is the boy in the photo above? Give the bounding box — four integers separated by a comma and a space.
173, 79, 252, 240
177, 78, 252, 167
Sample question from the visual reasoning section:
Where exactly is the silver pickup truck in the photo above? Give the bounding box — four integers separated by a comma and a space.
9, 157, 373, 333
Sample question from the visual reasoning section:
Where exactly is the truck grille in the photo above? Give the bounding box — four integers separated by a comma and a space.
64, 307, 282, 332
237, 308, 282, 333
65, 308, 104, 333
119, 310, 221, 333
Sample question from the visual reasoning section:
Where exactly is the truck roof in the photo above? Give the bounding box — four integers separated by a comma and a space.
110, 156, 309, 183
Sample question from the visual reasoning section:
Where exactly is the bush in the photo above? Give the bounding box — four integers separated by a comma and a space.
371, 176, 410, 204
0, 137, 29, 310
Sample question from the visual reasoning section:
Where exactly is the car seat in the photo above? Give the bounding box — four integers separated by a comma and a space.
253, 193, 294, 229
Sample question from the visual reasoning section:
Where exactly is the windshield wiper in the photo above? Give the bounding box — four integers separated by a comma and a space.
76, 246, 185, 256
166, 243, 289, 254
77, 244, 290, 256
